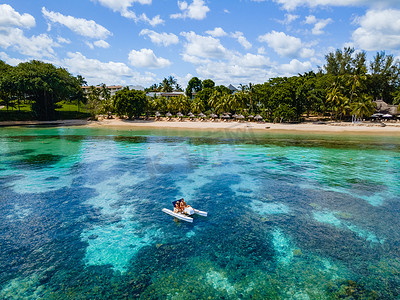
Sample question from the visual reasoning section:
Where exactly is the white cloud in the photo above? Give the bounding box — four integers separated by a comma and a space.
42, 7, 111, 39
94, 40, 110, 48
0, 52, 25, 66
267, 0, 400, 11
305, 15, 332, 35
352, 9, 400, 51
278, 59, 313, 75
258, 30, 314, 58
91, 0, 163, 26
57, 36, 71, 44
231, 31, 252, 50
86, 42, 94, 49
63, 51, 156, 86
0, 27, 58, 58
278, 13, 299, 25
0, 5, 59, 59
128, 48, 171, 68
92, 0, 152, 12
0, 4, 35, 28
205, 27, 227, 37
139, 29, 179, 46
231, 53, 271, 68
195, 56, 276, 86
180, 31, 228, 61
258, 47, 266, 54
170, 0, 210, 20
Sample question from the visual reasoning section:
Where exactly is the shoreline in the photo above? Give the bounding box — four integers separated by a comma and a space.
1, 118, 400, 135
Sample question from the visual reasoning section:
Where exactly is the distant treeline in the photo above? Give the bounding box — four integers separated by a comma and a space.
1, 47, 400, 121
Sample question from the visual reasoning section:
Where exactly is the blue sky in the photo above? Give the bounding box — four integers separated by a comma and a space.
1, 0, 400, 88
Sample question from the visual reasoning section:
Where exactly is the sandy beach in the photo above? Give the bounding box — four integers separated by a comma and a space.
2, 118, 400, 134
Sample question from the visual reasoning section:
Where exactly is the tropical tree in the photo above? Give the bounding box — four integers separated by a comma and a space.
351, 95, 376, 120
191, 97, 205, 113
326, 85, 345, 120
169, 95, 190, 114
113, 87, 147, 119
0, 61, 15, 111
273, 103, 296, 123
324, 47, 362, 76
208, 90, 222, 112
186, 77, 202, 99
148, 96, 168, 113
86, 86, 102, 117
367, 51, 400, 103
13, 60, 81, 120
100, 83, 113, 113
202, 79, 215, 89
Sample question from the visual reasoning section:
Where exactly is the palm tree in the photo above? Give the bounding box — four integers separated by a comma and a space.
351, 95, 376, 120
335, 96, 350, 120
326, 85, 348, 120
161, 78, 173, 92
100, 84, 112, 114
208, 90, 222, 112
176, 95, 190, 113
191, 97, 205, 113
167, 76, 177, 89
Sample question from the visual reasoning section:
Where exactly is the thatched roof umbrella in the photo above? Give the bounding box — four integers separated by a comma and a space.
247, 114, 254, 119
237, 114, 245, 120
221, 114, 230, 121
254, 114, 263, 121
188, 112, 195, 121
166, 112, 172, 118
198, 112, 206, 118
176, 112, 184, 121
155, 111, 161, 117
210, 113, 218, 118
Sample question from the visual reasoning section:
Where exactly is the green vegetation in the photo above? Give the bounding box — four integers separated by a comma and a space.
0, 60, 86, 121
113, 88, 147, 119
144, 48, 400, 122
1, 47, 399, 122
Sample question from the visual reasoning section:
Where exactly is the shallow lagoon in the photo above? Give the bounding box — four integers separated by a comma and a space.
1, 126, 400, 299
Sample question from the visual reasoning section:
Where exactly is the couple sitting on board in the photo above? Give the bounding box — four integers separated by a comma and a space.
174, 198, 191, 214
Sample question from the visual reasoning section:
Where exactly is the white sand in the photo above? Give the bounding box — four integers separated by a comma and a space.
2, 118, 400, 134
88, 118, 400, 134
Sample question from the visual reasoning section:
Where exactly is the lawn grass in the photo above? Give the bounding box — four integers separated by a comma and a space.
0, 100, 90, 121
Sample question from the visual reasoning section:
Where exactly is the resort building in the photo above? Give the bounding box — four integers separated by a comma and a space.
374, 99, 399, 116
146, 91, 186, 99
81, 85, 145, 97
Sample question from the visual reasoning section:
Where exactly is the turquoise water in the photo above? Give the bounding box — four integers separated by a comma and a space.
1, 126, 400, 299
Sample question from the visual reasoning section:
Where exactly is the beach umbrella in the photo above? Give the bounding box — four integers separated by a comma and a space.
382, 114, 393, 118
371, 113, 383, 118
188, 112, 195, 117
237, 114, 245, 119
166, 112, 172, 117
177, 112, 183, 117
232, 113, 238, 119
254, 114, 263, 120
198, 113, 206, 118
210, 113, 218, 118
247, 114, 254, 119
155, 111, 161, 117
221, 114, 230, 119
